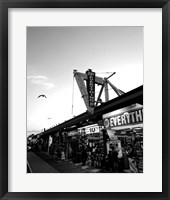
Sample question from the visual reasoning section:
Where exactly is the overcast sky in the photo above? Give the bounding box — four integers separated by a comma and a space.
27, 26, 143, 136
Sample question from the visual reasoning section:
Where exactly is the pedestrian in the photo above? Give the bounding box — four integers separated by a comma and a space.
57, 148, 61, 160
123, 148, 129, 169
108, 150, 113, 172
112, 146, 118, 172
86, 155, 92, 166
91, 153, 94, 166
49, 144, 54, 158
81, 145, 87, 165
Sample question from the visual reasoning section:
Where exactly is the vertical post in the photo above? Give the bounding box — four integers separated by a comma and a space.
104, 79, 109, 102
47, 135, 50, 154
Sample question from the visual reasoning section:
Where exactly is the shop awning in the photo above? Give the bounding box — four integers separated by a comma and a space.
110, 124, 143, 131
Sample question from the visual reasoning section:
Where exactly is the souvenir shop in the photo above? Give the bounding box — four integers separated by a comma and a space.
75, 124, 105, 167
38, 86, 143, 172
103, 103, 143, 172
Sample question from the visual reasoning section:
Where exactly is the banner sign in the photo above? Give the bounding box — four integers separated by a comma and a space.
86, 69, 95, 108
103, 108, 143, 129
48, 135, 53, 147
78, 124, 101, 135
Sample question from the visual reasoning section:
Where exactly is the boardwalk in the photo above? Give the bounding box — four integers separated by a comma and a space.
27, 151, 59, 173
28, 151, 103, 173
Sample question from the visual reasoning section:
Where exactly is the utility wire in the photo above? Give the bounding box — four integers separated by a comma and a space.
71, 75, 75, 115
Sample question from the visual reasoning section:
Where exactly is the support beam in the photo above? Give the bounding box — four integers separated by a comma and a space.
107, 80, 125, 96
96, 84, 104, 106
104, 79, 109, 102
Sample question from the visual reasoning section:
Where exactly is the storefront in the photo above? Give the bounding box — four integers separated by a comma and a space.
39, 86, 143, 172
103, 103, 143, 172
77, 124, 105, 167
67, 130, 80, 161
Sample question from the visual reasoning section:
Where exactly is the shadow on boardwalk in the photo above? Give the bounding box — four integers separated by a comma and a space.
34, 151, 106, 173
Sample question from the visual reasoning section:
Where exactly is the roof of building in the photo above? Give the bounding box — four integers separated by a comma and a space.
41, 85, 143, 137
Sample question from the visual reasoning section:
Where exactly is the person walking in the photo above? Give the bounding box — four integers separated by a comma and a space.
108, 150, 113, 172
49, 144, 54, 158
81, 145, 87, 165
112, 146, 119, 172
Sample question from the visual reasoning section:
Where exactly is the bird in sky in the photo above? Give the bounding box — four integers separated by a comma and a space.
37, 94, 47, 98
47, 117, 52, 120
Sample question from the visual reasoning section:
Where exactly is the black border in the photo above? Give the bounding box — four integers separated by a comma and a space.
0, 0, 169, 200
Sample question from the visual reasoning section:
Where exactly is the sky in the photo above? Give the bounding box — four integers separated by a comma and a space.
27, 26, 143, 136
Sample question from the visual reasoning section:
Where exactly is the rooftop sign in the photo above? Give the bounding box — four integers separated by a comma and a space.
86, 69, 95, 108
103, 104, 143, 129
